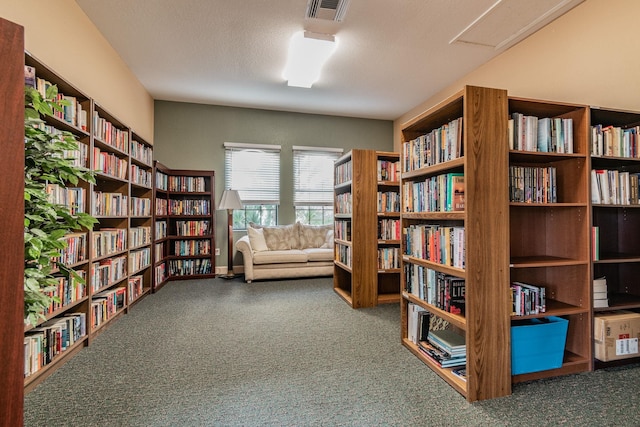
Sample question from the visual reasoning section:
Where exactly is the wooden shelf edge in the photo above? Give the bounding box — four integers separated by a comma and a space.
333, 287, 354, 307
403, 292, 466, 330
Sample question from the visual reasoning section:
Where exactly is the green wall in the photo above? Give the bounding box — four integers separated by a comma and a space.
153, 100, 394, 271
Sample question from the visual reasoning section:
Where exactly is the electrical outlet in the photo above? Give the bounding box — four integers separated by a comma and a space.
215, 248, 221, 256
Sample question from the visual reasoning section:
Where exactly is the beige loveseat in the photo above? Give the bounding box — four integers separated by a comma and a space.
235, 222, 334, 283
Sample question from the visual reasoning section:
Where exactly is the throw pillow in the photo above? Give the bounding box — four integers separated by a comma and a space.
247, 226, 268, 252
298, 223, 332, 249
320, 229, 334, 249
261, 223, 298, 250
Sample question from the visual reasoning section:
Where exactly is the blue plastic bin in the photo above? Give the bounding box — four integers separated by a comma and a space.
511, 316, 568, 375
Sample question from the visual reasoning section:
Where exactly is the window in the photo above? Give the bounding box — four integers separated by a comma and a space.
224, 142, 280, 229
293, 146, 343, 225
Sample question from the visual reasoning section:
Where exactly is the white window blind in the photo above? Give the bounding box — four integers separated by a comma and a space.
293, 146, 343, 206
224, 142, 281, 205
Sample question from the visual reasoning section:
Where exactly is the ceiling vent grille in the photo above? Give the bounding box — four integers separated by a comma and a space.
306, 0, 350, 22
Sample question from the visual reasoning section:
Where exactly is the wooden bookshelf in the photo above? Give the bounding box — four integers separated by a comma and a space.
589, 106, 640, 368
22, 53, 154, 392
153, 161, 215, 289
400, 86, 511, 402
0, 17, 25, 424
333, 149, 400, 308
508, 96, 593, 382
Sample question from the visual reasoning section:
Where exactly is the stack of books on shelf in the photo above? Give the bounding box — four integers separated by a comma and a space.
509, 113, 573, 153
418, 328, 467, 369
510, 281, 546, 316
591, 168, 639, 205
591, 124, 640, 157
593, 276, 609, 308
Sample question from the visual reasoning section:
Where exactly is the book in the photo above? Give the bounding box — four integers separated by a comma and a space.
25, 65, 36, 88
451, 367, 467, 382
427, 328, 466, 355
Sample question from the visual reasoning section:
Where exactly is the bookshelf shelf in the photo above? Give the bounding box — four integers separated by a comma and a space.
333, 150, 401, 308
152, 161, 216, 290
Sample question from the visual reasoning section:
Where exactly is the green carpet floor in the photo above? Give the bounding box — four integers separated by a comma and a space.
24, 277, 640, 426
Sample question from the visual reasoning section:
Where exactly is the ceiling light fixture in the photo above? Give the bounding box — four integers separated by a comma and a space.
282, 31, 337, 88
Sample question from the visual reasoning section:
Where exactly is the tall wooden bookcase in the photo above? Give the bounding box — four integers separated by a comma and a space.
153, 161, 216, 290
400, 86, 595, 401
22, 52, 154, 393
333, 149, 401, 308
589, 106, 640, 368
508, 97, 592, 382
400, 86, 511, 401
0, 16, 25, 425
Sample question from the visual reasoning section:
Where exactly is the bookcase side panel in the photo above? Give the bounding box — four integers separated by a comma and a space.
463, 86, 511, 401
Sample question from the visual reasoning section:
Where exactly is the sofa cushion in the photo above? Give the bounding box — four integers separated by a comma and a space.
321, 229, 334, 249
253, 249, 308, 265
302, 248, 334, 262
263, 223, 299, 250
247, 226, 269, 252
298, 223, 332, 249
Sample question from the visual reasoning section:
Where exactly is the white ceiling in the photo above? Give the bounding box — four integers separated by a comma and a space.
75, 0, 584, 121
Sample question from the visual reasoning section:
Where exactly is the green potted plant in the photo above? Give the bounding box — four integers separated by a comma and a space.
24, 85, 97, 327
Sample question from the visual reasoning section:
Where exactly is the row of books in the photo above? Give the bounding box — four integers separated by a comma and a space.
156, 198, 168, 215
511, 281, 546, 316
91, 287, 126, 329
127, 275, 145, 303
403, 225, 465, 269
591, 169, 640, 205
335, 192, 352, 214
93, 111, 130, 154
334, 160, 352, 185
155, 221, 168, 240
335, 220, 351, 241
155, 242, 165, 261
130, 226, 152, 248
131, 164, 152, 187
509, 165, 557, 203
175, 220, 211, 237
92, 191, 128, 217
130, 197, 152, 217
378, 218, 400, 241
173, 239, 211, 256
168, 258, 212, 276
93, 147, 128, 180
377, 191, 400, 213
131, 140, 153, 165
46, 184, 86, 215
377, 159, 400, 182
405, 265, 466, 315
167, 199, 211, 215
24, 312, 87, 378
92, 228, 127, 258
378, 247, 400, 270
591, 124, 640, 158
509, 113, 574, 153
129, 248, 151, 274
155, 263, 167, 286
402, 117, 463, 172
54, 233, 87, 267
91, 255, 127, 292
335, 243, 352, 267
43, 271, 87, 315
32, 124, 88, 167
25, 65, 88, 131
165, 176, 207, 192
403, 173, 464, 213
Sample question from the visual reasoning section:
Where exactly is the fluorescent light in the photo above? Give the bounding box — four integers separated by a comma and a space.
283, 31, 337, 88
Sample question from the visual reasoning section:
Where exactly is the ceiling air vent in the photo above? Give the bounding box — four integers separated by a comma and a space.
306, 0, 350, 22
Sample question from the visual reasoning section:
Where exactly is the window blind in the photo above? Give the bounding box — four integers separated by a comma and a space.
293, 146, 343, 206
224, 142, 281, 205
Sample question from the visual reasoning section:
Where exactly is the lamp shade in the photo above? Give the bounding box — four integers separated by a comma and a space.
218, 189, 243, 210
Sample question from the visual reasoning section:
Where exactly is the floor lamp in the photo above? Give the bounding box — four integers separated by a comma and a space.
218, 189, 243, 279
